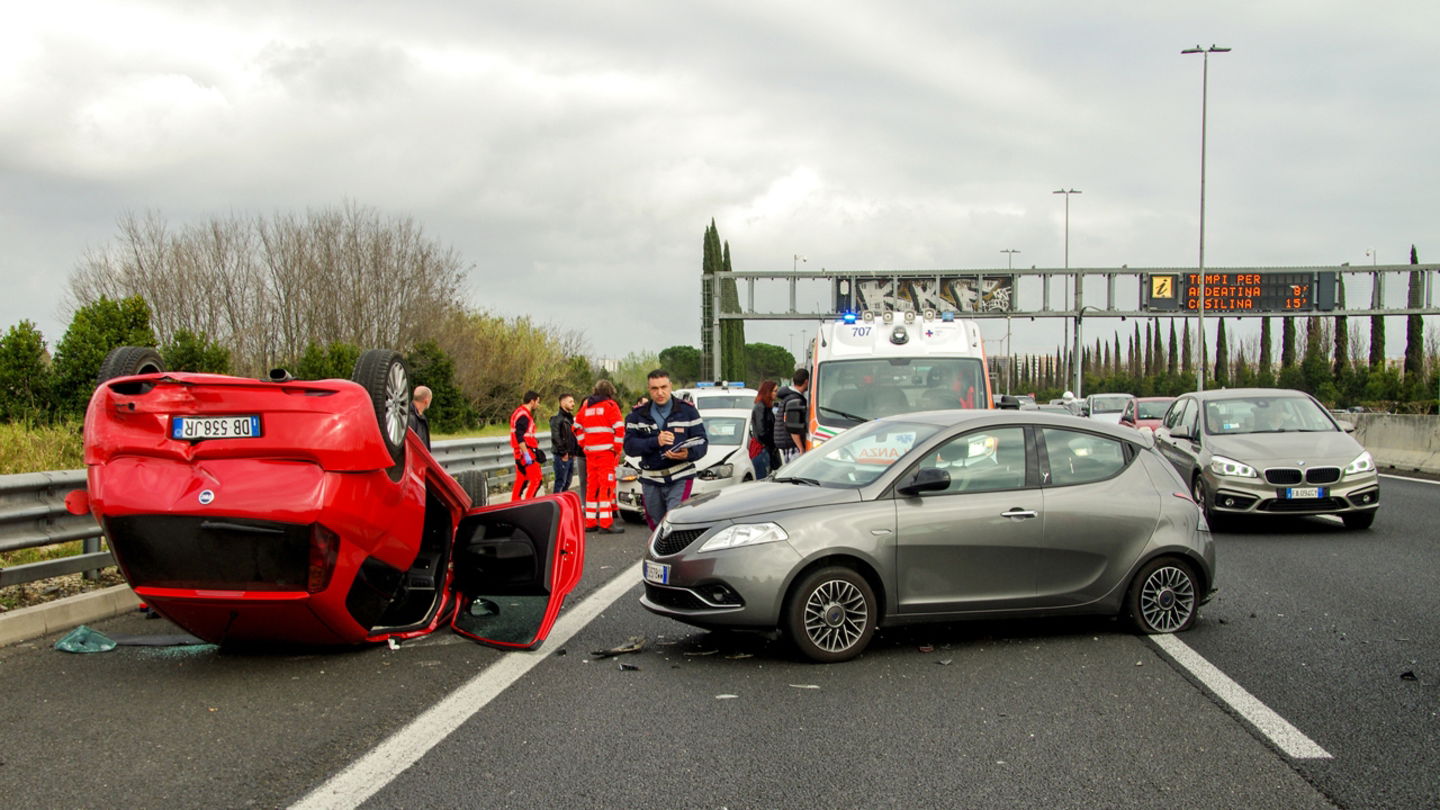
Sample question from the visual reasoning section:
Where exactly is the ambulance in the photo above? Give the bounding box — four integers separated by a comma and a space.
803, 310, 996, 449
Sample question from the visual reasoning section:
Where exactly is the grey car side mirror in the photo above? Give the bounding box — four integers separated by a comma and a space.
898, 467, 950, 496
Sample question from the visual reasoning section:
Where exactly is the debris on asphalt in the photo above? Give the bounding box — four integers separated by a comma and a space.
618, 662, 640, 671
54, 625, 116, 654
387, 638, 400, 650
683, 649, 718, 657
591, 635, 646, 658
724, 652, 753, 660
1135, 661, 1144, 667
715, 694, 739, 700
1401, 670, 1418, 681
917, 644, 935, 653
554, 648, 567, 657
789, 683, 820, 689
937, 659, 953, 666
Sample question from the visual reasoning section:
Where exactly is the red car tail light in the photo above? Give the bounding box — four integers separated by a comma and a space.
308, 524, 340, 593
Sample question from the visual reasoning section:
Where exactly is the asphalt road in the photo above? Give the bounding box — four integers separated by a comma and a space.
1, 477, 1435, 809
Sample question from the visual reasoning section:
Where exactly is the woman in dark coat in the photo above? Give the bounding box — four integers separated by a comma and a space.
749, 380, 779, 479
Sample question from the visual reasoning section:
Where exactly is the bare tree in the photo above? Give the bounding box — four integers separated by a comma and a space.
69, 203, 466, 373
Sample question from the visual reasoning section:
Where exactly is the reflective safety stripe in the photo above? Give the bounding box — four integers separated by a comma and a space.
666, 418, 704, 429
640, 462, 696, 481
583, 426, 615, 434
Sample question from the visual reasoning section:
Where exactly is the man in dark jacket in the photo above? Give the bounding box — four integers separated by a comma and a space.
773, 368, 810, 463
549, 393, 579, 493
408, 386, 432, 450
623, 369, 708, 529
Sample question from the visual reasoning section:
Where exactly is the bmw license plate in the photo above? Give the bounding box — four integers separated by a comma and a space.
643, 560, 670, 585
172, 415, 261, 441
1285, 486, 1324, 499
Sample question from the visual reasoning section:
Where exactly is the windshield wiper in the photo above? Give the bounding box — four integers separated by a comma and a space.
774, 476, 822, 486
818, 405, 869, 423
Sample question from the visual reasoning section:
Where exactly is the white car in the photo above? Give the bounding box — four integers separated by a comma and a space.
673, 382, 758, 410
617, 407, 759, 523
1086, 393, 1135, 424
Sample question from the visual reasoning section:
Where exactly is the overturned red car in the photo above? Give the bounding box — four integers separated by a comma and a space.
68, 346, 584, 649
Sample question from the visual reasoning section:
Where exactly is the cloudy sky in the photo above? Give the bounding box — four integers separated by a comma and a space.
3, 0, 1437, 367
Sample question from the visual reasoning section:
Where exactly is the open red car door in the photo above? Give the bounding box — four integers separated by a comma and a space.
449, 491, 585, 650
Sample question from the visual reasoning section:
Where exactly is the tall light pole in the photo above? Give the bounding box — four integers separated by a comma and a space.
1183, 44, 1230, 391
1053, 188, 1082, 396
1001, 249, 1020, 393
793, 254, 807, 271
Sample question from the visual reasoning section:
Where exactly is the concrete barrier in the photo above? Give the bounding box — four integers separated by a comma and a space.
1341, 413, 1440, 475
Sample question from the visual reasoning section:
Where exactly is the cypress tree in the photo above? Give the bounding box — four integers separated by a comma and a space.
1404, 245, 1424, 389
1167, 321, 1178, 376
1281, 318, 1297, 369
1369, 314, 1385, 369
1182, 320, 1193, 373
1333, 280, 1349, 379
719, 240, 746, 381
1214, 319, 1230, 387
1258, 317, 1275, 387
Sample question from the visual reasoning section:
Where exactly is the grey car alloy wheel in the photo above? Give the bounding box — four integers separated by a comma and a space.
1130, 559, 1197, 634
786, 567, 877, 663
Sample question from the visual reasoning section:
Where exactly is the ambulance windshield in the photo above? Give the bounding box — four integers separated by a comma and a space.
815, 357, 986, 426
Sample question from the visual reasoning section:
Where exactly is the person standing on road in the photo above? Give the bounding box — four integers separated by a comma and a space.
624, 369, 708, 529
549, 393, 579, 494
408, 385, 433, 450
749, 380, 778, 479
773, 368, 810, 464
509, 390, 545, 501
575, 380, 625, 532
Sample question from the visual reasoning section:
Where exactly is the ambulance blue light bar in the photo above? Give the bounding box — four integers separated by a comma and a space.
840, 311, 859, 324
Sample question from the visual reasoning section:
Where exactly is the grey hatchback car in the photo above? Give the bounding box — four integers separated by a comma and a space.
639, 411, 1215, 662
1152, 388, 1380, 529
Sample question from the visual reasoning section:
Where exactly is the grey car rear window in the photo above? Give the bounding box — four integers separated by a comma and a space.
1043, 428, 1128, 486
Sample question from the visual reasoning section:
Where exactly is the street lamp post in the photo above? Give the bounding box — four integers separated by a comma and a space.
1053, 189, 1082, 396
793, 254, 807, 272
1183, 44, 1231, 392
1001, 249, 1020, 393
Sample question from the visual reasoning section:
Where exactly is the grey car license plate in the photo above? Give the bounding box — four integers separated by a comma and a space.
1284, 486, 1325, 499
643, 560, 670, 585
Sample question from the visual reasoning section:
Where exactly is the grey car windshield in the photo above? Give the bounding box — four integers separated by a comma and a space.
1204, 396, 1335, 435
816, 358, 986, 424
777, 419, 943, 488
1137, 400, 1171, 419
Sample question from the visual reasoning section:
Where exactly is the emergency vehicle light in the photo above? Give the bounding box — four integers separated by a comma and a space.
841, 311, 858, 324
941, 312, 955, 322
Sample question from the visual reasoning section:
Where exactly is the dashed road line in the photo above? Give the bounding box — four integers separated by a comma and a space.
1152, 633, 1332, 760
1380, 472, 1440, 485
291, 566, 640, 810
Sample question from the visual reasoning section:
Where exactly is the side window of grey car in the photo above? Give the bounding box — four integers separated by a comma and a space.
914, 427, 1028, 494
1041, 428, 1129, 486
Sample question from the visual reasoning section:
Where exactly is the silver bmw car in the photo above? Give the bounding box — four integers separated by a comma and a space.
1152, 388, 1380, 529
639, 410, 1215, 662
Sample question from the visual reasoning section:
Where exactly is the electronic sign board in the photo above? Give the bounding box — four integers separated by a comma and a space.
834, 275, 1014, 314
1143, 271, 1336, 312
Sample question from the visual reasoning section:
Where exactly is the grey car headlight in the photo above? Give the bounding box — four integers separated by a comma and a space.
697, 464, 734, 481
698, 522, 788, 552
1209, 455, 1257, 478
1344, 451, 1375, 477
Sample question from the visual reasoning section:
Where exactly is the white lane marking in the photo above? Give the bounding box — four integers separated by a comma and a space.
291, 566, 640, 810
1381, 472, 1440, 486
1151, 634, 1332, 760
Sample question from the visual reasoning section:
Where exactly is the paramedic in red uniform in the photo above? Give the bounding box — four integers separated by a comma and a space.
574, 379, 625, 533
509, 390, 545, 501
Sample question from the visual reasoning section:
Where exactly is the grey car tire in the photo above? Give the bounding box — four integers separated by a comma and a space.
1342, 511, 1376, 530
351, 349, 410, 479
1126, 557, 1199, 634
1191, 474, 1221, 527
785, 566, 877, 663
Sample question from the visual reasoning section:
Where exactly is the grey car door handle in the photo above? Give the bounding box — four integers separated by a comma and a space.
1001, 508, 1038, 519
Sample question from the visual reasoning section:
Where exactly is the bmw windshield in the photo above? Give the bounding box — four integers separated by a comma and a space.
775, 419, 942, 488
1203, 395, 1337, 435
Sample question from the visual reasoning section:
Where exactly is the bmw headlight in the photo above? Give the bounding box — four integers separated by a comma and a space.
1209, 455, 1257, 478
698, 522, 788, 552
697, 464, 734, 481
1344, 451, 1375, 477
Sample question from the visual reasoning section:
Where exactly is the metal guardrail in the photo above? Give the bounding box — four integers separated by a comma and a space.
0, 434, 543, 590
